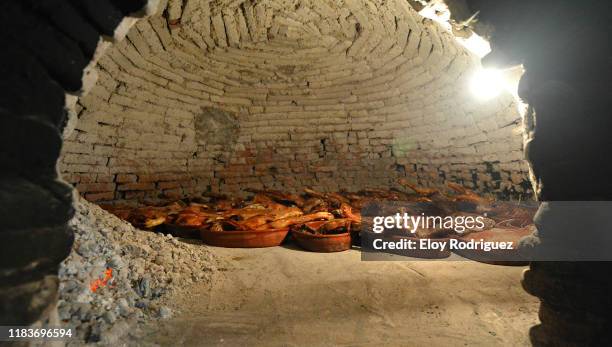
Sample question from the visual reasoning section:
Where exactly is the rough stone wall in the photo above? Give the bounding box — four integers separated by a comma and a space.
59, 0, 530, 205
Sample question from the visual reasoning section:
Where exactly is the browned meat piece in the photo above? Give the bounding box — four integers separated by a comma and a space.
414, 197, 434, 203
106, 208, 131, 221
163, 201, 186, 213
320, 219, 351, 233
187, 202, 210, 210
127, 207, 168, 229
304, 188, 346, 207
273, 207, 304, 219
177, 206, 220, 217
210, 220, 241, 232
239, 207, 303, 229
326, 192, 351, 205
295, 219, 352, 235
339, 203, 362, 223
245, 188, 305, 207
252, 194, 285, 209
343, 193, 363, 201
240, 215, 274, 230
144, 216, 166, 229
223, 207, 268, 220
168, 205, 218, 228
446, 182, 489, 205
302, 197, 328, 213
179, 205, 205, 215
303, 187, 326, 199
214, 199, 236, 211
114, 181, 515, 238
346, 195, 380, 210
257, 212, 334, 230
284, 193, 305, 208
164, 202, 223, 228
398, 178, 439, 197
174, 213, 207, 228
300, 220, 327, 233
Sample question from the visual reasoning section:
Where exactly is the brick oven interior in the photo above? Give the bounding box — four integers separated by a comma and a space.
3, 0, 612, 346
60, 2, 529, 204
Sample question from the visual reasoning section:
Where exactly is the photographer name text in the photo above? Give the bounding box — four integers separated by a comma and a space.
371, 238, 514, 251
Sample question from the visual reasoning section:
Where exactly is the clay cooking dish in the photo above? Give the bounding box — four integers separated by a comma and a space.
291, 229, 352, 252
200, 228, 289, 248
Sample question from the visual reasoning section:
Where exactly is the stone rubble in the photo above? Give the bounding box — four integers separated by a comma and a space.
58, 197, 218, 345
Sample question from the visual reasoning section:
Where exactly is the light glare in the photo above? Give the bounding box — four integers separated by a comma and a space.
457, 33, 491, 58
470, 69, 505, 100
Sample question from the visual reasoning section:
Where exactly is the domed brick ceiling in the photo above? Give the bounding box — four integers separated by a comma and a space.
59, 0, 529, 205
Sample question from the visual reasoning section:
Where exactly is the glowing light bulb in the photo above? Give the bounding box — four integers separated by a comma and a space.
470, 68, 506, 100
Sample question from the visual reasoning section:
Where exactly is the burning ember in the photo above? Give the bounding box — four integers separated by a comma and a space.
90, 268, 113, 293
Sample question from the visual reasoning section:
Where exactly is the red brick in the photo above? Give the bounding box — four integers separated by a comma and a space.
71, 173, 97, 184
96, 174, 115, 183
84, 191, 115, 202
158, 181, 181, 189
311, 165, 336, 172
137, 174, 160, 183
116, 174, 137, 183
124, 191, 145, 200
162, 188, 183, 200
76, 182, 116, 193
117, 182, 156, 191
139, 173, 189, 182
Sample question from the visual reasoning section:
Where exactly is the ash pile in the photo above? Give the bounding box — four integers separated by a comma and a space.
58, 197, 218, 344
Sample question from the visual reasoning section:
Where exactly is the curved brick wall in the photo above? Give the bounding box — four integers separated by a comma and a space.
59, 0, 530, 205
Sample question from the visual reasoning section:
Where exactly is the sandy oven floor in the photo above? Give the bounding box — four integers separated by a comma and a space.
136, 244, 539, 347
